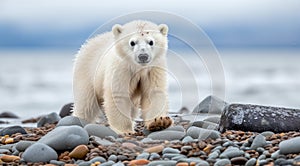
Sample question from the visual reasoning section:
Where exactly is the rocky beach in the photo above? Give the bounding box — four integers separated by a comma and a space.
1, 96, 300, 166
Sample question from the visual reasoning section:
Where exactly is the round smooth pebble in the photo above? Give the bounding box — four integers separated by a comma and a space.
260, 131, 275, 137
56, 116, 88, 128
37, 112, 61, 127
279, 136, 300, 154
250, 134, 267, 150
164, 125, 185, 132
84, 124, 118, 138
214, 159, 231, 166
69, 145, 89, 159
38, 125, 89, 151
0, 149, 11, 154
230, 156, 248, 165
90, 156, 106, 163
189, 121, 218, 130
22, 143, 58, 162
16, 141, 36, 152
0, 126, 27, 136
187, 126, 220, 140
149, 153, 160, 160
147, 160, 177, 166
108, 155, 117, 162
112, 162, 125, 166
50, 160, 66, 166
219, 147, 244, 159
92, 136, 113, 146
163, 147, 180, 154
182, 136, 194, 143
136, 152, 150, 160
147, 130, 185, 141
203, 116, 220, 124
100, 161, 115, 166
245, 158, 256, 166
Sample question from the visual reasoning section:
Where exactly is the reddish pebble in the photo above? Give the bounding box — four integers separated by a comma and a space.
0, 155, 20, 162
145, 145, 164, 153
176, 162, 189, 166
69, 145, 89, 159
128, 159, 150, 165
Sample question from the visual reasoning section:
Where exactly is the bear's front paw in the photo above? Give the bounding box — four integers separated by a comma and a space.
146, 116, 173, 132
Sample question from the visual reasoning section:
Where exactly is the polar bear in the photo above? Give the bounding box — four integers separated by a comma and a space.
72, 20, 172, 134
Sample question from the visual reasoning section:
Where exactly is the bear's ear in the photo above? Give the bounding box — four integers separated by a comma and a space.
158, 24, 168, 36
112, 24, 122, 37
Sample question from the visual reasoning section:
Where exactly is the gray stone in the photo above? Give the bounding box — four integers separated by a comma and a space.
23, 143, 58, 162
92, 136, 113, 146
260, 131, 275, 137
165, 125, 185, 132
258, 160, 268, 165
219, 147, 244, 159
162, 147, 180, 154
203, 116, 221, 124
56, 116, 88, 127
182, 136, 194, 143
162, 153, 183, 159
147, 160, 177, 166
187, 126, 220, 140
141, 137, 153, 143
0, 144, 16, 150
112, 162, 125, 166
250, 134, 267, 150
245, 158, 256, 166
16, 141, 36, 152
90, 156, 106, 163
195, 160, 210, 166
38, 125, 89, 151
136, 152, 150, 159
37, 112, 61, 127
0, 125, 27, 136
149, 153, 160, 160
108, 155, 117, 162
279, 136, 300, 154
193, 95, 227, 114
0, 111, 19, 118
214, 159, 231, 166
178, 157, 208, 165
181, 146, 193, 151
50, 160, 65, 166
100, 161, 115, 166
0, 149, 11, 154
147, 130, 185, 141
208, 151, 219, 159
84, 124, 118, 138
78, 161, 92, 166
189, 121, 218, 130
172, 155, 187, 161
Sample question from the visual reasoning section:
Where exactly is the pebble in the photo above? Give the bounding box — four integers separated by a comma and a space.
69, 145, 89, 159
261, 131, 275, 137
230, 156, 248, 165
258, 159, 268, 165
214, 158, 231, 166
279, 136, 300, 154
38, 125, 89, 151
203, 116, 220, 124
0, 111, 19, 119
56, 116, 88, 128
90, 156, 106, 163
50, 160, 66, 166
92, 136, 113, 146
0, 155, 21, 162
165, 125, 185, 132
245, 158, 256, 166
182, 136, 194, 143
108, 155, 117, 162
37, 112, 61, 127
271, 150, 280, 159
219, 147, 244, 159
84, 124, 118, 138
163, 153, 183, 159
147, 160, 177, 166
136, 152, 149, 160
189, 121, 218, 130
128, 159, 150, 165
147, 130, 185, 141
149, 153, 160, 160
0, 125, 27, 136
112, 162, 125, 166
23, 143, 58, 162
192, 95, 227, 114
250, 134, 267, 150
99, 160, 115, 166
144, 145, 164, 153
162, 147, 180, 154
187, 126, 220, 140
0, 149, 11, 154
16, 141, 36, 152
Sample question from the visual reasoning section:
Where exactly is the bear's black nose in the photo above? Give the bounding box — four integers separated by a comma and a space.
138, 54, 149, 63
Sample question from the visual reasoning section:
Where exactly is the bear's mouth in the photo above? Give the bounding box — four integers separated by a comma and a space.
137, 53, 151, 64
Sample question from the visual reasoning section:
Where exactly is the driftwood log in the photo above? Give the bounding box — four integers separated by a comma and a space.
218, 104, 300, 133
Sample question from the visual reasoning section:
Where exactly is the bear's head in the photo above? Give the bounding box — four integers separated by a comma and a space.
112, 20, 168, 66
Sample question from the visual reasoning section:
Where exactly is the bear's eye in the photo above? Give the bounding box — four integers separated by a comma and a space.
130, 41, 135, 47
149, 40, 154, 46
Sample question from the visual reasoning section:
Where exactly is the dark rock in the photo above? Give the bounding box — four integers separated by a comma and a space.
0, 111, 19, 118
23, 143, 58, 162
179, 107, 190, 114
219, 104, 300, 132
187, 126, 220, 140
38, 125, 89, 151
189, 120, 218, 130
0, 125, 27, 136
279, 136, 300, 154
59, 102, 73, 118
231, 157, 248, 165
56, 116, 88, 128
84, 124, 118, 138
245, 158, 256, 166
37, 112, 61, 127
192, 95, 227, 114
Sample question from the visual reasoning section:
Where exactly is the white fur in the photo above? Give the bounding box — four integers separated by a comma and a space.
73, 20, 169, 134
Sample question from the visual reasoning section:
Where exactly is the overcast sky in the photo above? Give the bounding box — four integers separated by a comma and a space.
0, 0, 299, 48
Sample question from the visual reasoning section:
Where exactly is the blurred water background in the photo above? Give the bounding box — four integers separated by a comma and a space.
0, 0, 299, 120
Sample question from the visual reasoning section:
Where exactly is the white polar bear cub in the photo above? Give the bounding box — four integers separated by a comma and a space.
73, 20, 172, 134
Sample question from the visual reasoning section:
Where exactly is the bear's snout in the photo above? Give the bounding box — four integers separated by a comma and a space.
138, 54, 150, 63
